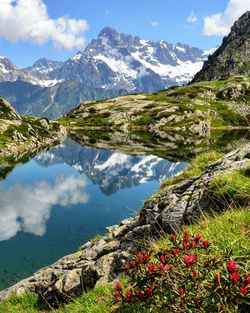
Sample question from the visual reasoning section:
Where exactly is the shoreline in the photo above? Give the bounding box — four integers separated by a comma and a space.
1, 143, 250, 303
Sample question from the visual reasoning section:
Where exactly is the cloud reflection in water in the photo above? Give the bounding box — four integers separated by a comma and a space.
0, 175, 89, 241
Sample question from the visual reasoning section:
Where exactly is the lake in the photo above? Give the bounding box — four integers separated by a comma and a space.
0, 137, 187, 290
1, 128, 249, 291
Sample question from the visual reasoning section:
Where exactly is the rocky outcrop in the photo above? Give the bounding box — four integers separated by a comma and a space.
0, 97, 67, 158
1, 144, 250, 304
192, 11, 250, 82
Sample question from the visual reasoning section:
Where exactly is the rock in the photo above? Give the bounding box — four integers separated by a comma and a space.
192, 11, 250, 82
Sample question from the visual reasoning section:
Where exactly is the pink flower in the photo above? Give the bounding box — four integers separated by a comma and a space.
194, 296, 199, 306
183, 254, 197, 266
116, 281, 122, 290
130, 261, 136, 268
184, 230, 189, 241
245, 275, 250, 286
137, 253, 143, 263
193, 271, 198, 278
172, 248, 179, 258
135, 290, 140, 297
144, 255, 150, 263
114, 291, 120, 301
239, 285, 248, 295
170, 234, 175, 243
146, 287, 152, 296
126, 291, 132, 299
160, 255, 165, 264
148, 263, 156, 274
165, 263, 171, 272
195, 233, 202, 242
189, 240, 195, 248
159, 263, 164, 271
202, 240, 209, 248
227, 260, 238, 272
179, 288, 185, 297
215, 274, 220, 283
183, 241, 187, 249
231, 272, 240, 285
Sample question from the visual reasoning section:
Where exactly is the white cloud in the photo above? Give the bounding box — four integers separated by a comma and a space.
0, 175, 89, 241
0, 0, 88, 49
204, 0, 250, 36
149, 18, 159, 27
186, 10, 198, 23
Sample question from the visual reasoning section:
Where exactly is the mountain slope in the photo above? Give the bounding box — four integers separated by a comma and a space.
0, 97, 66, 157
26, 58, 64, 80
0, 80, 127, 119
60, 76, 250, 134
192, 11, 250, 83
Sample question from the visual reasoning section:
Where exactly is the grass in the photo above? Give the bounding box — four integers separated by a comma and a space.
210, 167, 250, 208
1, 208, 249, 313
156, 208, 250, 259
161, 150, 223, 188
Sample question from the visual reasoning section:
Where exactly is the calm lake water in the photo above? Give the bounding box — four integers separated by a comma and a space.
0, 137, 187, 290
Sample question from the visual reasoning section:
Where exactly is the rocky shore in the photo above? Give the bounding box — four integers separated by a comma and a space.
0, 97, 67, 158
0, 144, 249, 304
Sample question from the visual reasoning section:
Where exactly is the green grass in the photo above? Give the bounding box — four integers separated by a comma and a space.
90, 234, 103, 243
156, 208, 250, 259
161, 151, 223, 188
0, 293, 48, 313
1, 209, 249, 313
210, 167, 250, 208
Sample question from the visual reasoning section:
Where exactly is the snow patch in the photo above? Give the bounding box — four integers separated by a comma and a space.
176, 46, 186, 53
94, 153, 131, 170
71, 52, 83, 62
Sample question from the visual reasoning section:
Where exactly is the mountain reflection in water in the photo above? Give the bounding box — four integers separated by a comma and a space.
0, 137, 187, 290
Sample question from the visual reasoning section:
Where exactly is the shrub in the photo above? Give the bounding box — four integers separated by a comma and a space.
114, 230, 250, 312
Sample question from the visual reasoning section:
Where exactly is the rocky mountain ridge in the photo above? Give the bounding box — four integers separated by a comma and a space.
46, 27, 209, 92
192, 11, 250, 82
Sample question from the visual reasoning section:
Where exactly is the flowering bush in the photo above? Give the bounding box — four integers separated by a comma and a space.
114, 231, 250, 312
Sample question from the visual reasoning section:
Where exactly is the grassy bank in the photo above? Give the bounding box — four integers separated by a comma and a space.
1, 208, 249, 313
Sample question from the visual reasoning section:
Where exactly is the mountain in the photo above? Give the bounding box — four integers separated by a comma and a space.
0, 27, 212, 119
192, 11, 250, 83
48, 27, 207, 92
0, 56, 41, 85
0, 56, 63, 88
60, 13, 250, 133
26, 58, 64, 81
0, 80, 127, 119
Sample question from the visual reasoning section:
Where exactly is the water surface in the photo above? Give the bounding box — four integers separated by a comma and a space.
0, 137, 187, 290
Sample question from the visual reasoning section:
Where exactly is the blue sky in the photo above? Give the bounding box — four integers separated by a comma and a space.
0, 0, 249, 67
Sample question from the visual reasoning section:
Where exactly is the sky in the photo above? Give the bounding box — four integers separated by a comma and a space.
0, 0, 249, 67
